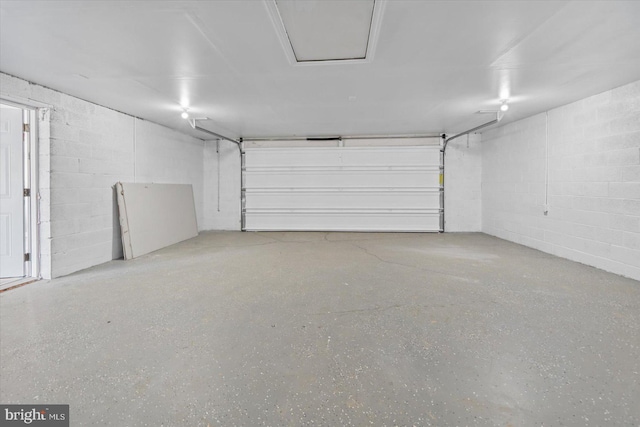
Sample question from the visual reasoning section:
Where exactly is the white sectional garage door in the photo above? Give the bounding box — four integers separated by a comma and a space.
243, 145, 442, 232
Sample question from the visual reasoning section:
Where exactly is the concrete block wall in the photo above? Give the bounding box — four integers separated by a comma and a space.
202, 140, 242, 230
1, 72, 205, 278
444, 133, 482, 231
482, 79, 640, 281
49, 99, 135, 277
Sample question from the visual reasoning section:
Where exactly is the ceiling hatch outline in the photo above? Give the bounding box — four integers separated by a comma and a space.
265, 0, 387, 66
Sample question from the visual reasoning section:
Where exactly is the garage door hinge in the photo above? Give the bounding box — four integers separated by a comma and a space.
24, 188, 31, 197
23, 123, 30, 133
24, 253, 30, 262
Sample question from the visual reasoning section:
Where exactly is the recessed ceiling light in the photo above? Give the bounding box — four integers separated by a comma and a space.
181, 110, 189, 119
500, 100, 509, 112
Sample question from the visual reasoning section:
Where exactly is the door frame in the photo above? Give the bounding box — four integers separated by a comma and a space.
1, 95, 49, 279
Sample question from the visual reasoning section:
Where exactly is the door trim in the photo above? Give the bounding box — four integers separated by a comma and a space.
1, 96, 49, 279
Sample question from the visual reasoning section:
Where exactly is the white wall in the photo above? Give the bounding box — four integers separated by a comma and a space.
444, 133, 482, 231
202, 140, 242, 231
1, 72, 205, 278
482, 80, 640, 281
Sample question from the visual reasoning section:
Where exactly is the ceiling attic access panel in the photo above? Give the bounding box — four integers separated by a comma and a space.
242, 140, 442, 232
272, 0, 377, 63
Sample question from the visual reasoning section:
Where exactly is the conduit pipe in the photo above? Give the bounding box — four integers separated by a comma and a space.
440, 111, 504, 232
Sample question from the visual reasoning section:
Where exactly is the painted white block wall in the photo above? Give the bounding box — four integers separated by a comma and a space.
202, 140, 242, 230
1, 72, 205, 278
482, 80, 640, 281
444, 133, 482, 231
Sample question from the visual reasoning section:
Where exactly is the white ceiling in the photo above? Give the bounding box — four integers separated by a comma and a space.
1, 0, 639, 140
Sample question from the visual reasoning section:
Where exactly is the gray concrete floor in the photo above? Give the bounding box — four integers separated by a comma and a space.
1, 232, 639, 426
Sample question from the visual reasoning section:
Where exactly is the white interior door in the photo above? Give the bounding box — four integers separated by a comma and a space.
0, 105, 25, 278
243, 145, 441, 232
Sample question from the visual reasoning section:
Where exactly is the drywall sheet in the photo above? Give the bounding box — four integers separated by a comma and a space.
116, 182, 198, 259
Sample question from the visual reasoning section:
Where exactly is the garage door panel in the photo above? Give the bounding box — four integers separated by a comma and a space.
244, 170, 439, 189
245, 147, 440, 168
243, 146, 442, 232
245, 190, 440, 209
244, 212, 441, 232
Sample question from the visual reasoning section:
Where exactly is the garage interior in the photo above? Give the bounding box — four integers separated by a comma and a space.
1, 1, 639, 426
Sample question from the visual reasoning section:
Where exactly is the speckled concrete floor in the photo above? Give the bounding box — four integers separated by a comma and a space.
1, 232, 639, 426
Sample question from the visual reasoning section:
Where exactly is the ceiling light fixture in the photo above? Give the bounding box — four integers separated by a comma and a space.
181, 109, 189, 119
500, 100, 510, 112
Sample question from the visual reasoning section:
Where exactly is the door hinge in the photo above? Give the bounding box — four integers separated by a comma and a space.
23, 123, 30, 133
24, 188, 31, 197
24, 253, 30, 262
